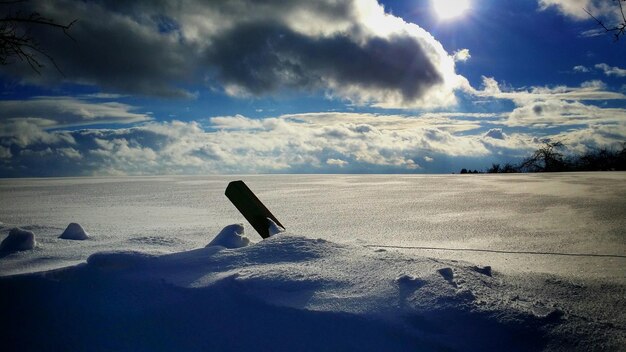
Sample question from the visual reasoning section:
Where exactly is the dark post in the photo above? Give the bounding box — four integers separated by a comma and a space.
225, 180, 284, 239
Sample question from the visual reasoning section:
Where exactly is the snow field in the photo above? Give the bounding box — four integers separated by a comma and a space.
0, 174, 624, 350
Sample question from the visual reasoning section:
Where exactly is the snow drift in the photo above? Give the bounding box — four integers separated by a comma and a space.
2, 228, 622, 351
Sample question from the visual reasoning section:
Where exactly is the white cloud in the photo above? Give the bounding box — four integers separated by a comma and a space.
474, 76, 626, 104
538, 0, 619, 20
469, 75, 626, 149
20, 147, 53, 157
580, 80, 606, 89
453, 49, 471, 62
507, 100, 626, 128
0, 96, 151, 129
57, 147, 82, 159
1, 108, 624, 176
209, 115, 265, 130
0, 118, 75, 148
580, 28, 606, 37
538, 1, 625, 40
573, 65, 590, 73
0, 113, 531, 176
595, 63, 626, 77
548, 124, 626, 153
326, 158, 348, 167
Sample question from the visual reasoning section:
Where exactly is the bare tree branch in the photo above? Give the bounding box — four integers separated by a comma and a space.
585, 0, 626, 42
0, 2, 77, 74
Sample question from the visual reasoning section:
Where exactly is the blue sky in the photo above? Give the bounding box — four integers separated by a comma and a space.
1, 0, 625, 177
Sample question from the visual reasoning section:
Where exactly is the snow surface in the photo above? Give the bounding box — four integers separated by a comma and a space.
59, 222, 89, 240
0, 173, 624, 350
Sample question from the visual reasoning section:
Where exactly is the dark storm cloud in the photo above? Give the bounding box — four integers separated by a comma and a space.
2, 0, 194, 98
205, 23, 442, 102
0, 0, 461, 108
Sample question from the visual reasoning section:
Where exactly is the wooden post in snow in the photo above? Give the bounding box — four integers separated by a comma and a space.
225, 180, 284, 239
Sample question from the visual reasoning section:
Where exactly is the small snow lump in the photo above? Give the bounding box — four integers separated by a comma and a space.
59, 222, 89, 240
0, 227, 36, 253
267, 218, 285, 237
206, 224, 250, 249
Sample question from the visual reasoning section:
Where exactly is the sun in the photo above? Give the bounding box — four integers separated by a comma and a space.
433, 0, 471, 20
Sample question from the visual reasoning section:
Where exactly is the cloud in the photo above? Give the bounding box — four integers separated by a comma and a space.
469, 75, 626, 148
209, 115, 265, 130
579, 28, 607, 37
326, 158, 348, 167
2, 0, 467, 109
0, 118, 75, 148
474, 76, 626, 104
595, 63, 626, 77
549, 124, 626, 153
538, 0, 626, 40
538, 0, 620, 20
484, 128, 507, 140
0, 96, 151, 128
0, 146, 12, 159
507, 99, 626, 128
573, 65, 590, 73
3, 108, 624, 177
452, 49, 471, 62
0, 112, 541, 176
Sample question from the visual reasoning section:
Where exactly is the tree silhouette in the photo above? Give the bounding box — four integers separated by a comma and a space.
519, 141, 568, 172
0, 0, 76, 74
585, 0, 626, 42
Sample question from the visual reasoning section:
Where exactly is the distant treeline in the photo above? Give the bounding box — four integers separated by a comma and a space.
460, 142, 626, 174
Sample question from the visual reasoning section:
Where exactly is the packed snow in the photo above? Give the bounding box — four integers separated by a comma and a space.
0, 227, 35, 254
0, 173, 624, 351
206, 224, 250, 249
59, 222, 89, 240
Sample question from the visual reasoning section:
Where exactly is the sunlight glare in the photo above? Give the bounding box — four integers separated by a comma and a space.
433, 0, 471, 20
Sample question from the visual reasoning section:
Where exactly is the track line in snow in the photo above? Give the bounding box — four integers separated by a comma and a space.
363, 245, 626, 259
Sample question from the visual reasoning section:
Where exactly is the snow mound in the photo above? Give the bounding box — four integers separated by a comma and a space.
0, 228, 36, 253
267, 218, 285, 236
0, 234, 622, 351
59, 222, 89, 240
206, 224, 250, 249
82, 236, 561, 350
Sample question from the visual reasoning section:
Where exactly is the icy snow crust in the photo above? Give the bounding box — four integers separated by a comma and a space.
0, 234, 595, 351
0, 174, 625, 350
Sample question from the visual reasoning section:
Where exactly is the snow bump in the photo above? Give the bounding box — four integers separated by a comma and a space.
0, 227, 36, 253
59, 222, 89, 240
206, 224, 250, 249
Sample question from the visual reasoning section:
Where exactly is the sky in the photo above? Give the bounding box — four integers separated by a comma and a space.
0, 0, 625, 177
